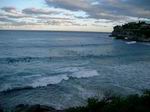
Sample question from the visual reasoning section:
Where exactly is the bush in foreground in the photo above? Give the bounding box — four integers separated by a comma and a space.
66, 90, 150, 112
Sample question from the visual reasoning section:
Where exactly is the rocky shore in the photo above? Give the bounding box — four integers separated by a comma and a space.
110, 21, 150, 42
11, 104, 63, 112
1, 90, 150, 112
0, 104, 64, 112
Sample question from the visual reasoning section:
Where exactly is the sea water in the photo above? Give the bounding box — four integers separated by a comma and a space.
0, 30, 150, 109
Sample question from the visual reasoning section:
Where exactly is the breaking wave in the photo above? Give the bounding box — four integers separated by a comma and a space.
0, 68, 99, 93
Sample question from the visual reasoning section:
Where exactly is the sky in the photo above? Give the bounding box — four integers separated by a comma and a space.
0, 0, 150, 32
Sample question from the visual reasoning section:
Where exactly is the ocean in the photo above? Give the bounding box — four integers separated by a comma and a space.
0, 30, 150, 110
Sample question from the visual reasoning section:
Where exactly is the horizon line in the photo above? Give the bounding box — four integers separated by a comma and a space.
0, 29, 111, 33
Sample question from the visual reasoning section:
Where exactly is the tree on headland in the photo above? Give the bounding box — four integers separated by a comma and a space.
110, 21, 150, 42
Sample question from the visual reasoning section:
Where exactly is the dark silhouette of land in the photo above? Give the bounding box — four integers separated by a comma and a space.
110, 21, 150, 42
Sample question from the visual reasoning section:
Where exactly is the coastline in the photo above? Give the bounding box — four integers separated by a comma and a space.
1, 31, 150, 112
110, 21, 150, 42
1, 90, 150, 112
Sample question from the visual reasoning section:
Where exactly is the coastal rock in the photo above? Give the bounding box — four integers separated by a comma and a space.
13, 104, 63, 112
0, 107, 3, 112
110, 21, 150, 42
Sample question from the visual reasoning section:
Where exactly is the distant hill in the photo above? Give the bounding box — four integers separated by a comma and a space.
110, 21, 150, 42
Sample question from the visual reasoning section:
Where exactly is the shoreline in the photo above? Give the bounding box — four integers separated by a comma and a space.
1, 90, 150, 112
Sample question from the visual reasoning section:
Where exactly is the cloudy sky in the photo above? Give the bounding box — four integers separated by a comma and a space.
0, 0, 150, 32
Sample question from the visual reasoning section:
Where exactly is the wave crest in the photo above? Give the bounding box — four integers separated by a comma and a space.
0, 68, 99, 93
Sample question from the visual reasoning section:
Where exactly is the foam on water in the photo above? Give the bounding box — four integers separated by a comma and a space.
0, 67, 99, 92
126, 41, 136, 44
70, 69, 99, 78
31, 74, 69, 87
29, 68, 99, 88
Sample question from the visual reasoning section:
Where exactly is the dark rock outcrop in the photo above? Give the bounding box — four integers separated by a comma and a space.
0, 104, 3, 112
110, 21, 150, 42
12, 104, 63, 112
0, 107, 3, 112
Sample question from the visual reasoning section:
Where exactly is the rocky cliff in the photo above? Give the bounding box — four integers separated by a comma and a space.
110, 21, 150, 42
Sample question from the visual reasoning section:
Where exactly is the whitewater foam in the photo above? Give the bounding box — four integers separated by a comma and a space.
126, 41, 136, 44
0, 67, 99, 92
31, 74, 69, 88
30, 68, 99, 88
70, 69, 99, 78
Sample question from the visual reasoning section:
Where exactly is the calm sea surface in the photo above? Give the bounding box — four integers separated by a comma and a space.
0, 30, 150, 109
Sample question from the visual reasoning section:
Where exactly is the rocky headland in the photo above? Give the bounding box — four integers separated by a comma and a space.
110, 21, 150, 42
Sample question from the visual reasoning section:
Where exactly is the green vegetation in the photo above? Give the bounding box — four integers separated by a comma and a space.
111, 21, 150, 42
66, 90, 150, 112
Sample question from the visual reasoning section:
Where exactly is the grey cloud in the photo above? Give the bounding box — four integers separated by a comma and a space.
45, 0, 91, 11
96, 0, 150, 19
45, 0, 150, 21
22, 8, 61, 15
37, 16, 72, 20
0, 16, 15, 23
126, 0, 150, 10
0, 15, 22, 25
38, 18, 84, 26
1, 7, 16, 13
6, 14, 29, 19
1, 7, 30, 19
88, 0, 150, 19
